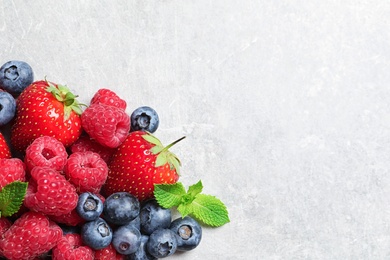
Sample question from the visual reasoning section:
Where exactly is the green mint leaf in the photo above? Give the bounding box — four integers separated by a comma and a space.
177, 203, 193, 217
0, 181, 28, 218
154, 182, 186, 208
190, 194, 230, 227
187, 180, 203, 197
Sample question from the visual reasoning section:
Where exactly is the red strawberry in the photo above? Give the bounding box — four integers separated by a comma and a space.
81, 103, 130, 148
0, 132, 11, 159
90, 88, 127, 110
70, 133, 115, 163
24, 166, 78, 216
0, 158, 25, 189
103, 131, 184, 201
11, 80, 83, 151
64, 151, 108, 193
24, 135, 68, 172
94, 243, 124, 260
0, 211, 63, 260
52, 233, 94, 260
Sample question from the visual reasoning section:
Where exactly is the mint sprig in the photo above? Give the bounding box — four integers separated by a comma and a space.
0, 181, 28, 218
154, 181, 230, 227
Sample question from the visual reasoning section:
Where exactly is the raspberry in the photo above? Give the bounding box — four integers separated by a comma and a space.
70, 134, 115, 163
49, 208, 85, 227
0, 158, 26, 189
24, 166, 78, 216
24, 135, 68, 172
90, 88, 127, 110
64, 151, 109, 193
0, 217, 12, 237
0, 211, 62, 260
52, 233, 94, 260
94, 243, 124, 260
81, 104, 130, 148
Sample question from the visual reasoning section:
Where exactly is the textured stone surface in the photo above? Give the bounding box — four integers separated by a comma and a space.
1, 1, 390, 259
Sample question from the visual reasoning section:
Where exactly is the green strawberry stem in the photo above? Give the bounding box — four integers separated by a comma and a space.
161, 136, 186, 153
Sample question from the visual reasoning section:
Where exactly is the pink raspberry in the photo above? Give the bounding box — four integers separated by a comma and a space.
70, 134, 115, 163
64, 151, 108, 193
90, 88, 127, 110
94, 243, 125, 260
52, 233, 94, 260
0, 158, 26, 189
24, 166, 78, 216
24, 135, 68, 172
81, 103, 130, 148
0, 211, 63, 260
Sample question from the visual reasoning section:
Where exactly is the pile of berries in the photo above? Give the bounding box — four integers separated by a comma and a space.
0, 60, 203, 259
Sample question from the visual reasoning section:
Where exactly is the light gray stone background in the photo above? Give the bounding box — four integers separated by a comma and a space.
1, 1, 390, 259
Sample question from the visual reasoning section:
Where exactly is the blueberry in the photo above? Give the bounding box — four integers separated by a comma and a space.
130, 106, 159, 133
127, 235, 157, 260
140, 199, 171, 235
126, 215, 141, 230
103, 192, 140, 225
170, 216, 202, 251
146, 229, 178, 258
112, 225, 142, 255
0, 91, 16, 126
81, 217, 112, 250
76, 192, 104, 221
0, 60, 34, 96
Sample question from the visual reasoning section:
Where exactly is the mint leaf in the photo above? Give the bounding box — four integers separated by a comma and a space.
0, 181, 28, 217
187, 180, 203, 197
191, 194, 230, 227
154, 182, 186, 208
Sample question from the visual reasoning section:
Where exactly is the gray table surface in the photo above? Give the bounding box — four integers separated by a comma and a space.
2, 1, 390, 259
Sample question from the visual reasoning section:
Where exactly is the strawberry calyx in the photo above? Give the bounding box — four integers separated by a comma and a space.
142, 133, 185, 175
45, 80, 85, 120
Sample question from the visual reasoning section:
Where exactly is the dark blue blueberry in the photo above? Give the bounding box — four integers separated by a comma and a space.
103, 192, 140, 225
140, 199, 171, 235
146, 229, 177, 258
81, 217, 112, 250
0, 91, 16, 126
0, 60, 34, 96
126, 235, 157, 260
112, 225, 142, 255
170, 216, 202, 251
130, 106, 159, 133
126, 215, 141, 230
76, 192, 104, 221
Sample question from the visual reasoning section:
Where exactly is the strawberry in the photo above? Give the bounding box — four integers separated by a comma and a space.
0, 131, 11, 159
0, 158, 25, 189
0, 211, 63, 260
103, 131, 184, 201
52, 233, 94, 260
11, 80, 83, 152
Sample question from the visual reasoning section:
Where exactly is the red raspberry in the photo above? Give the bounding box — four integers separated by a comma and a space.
0, 211, 62, 260
24, 135, 68, 172
94, 243, 124, 260
49, 208, 85, 227
52, 233, 94, 260
0, 158, 26, 189
64, 151, 108, 193
24, 166, 78, 216
0, 217, 12, 237
70, 134, 115, 163
81, 104, 130, 148
90, 88, 127, 110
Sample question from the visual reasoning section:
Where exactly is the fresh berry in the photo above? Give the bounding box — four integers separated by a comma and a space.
0, 158, 25, 189
52, 233, 94, 260
24, 135, 68, 172
104, 131, 183, 201
127, 234, 157, 260
70, 133, 115, 163
76, 192, 104, 221
0, 90, 16, 126
94, 243, 124, 260
0, 132, 11, 159
81, 103, 130, 148
24, 166, 78, 216
81, 217, 113, 250
146, 229, 178, 258
49, 208, 85, 227
170, 216, 202, 251
0, 211, 62, 260
0, 60, 34, 96
130, 106, 159, 133
90, 88, 127, 110
126, 215, 141, 230
0, 217, 12, 238
11, 80, 83, 151
112, 225, 141, 255
64, 151, 108, 193
103, 192, 140, 225
140, 199, 171, 235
